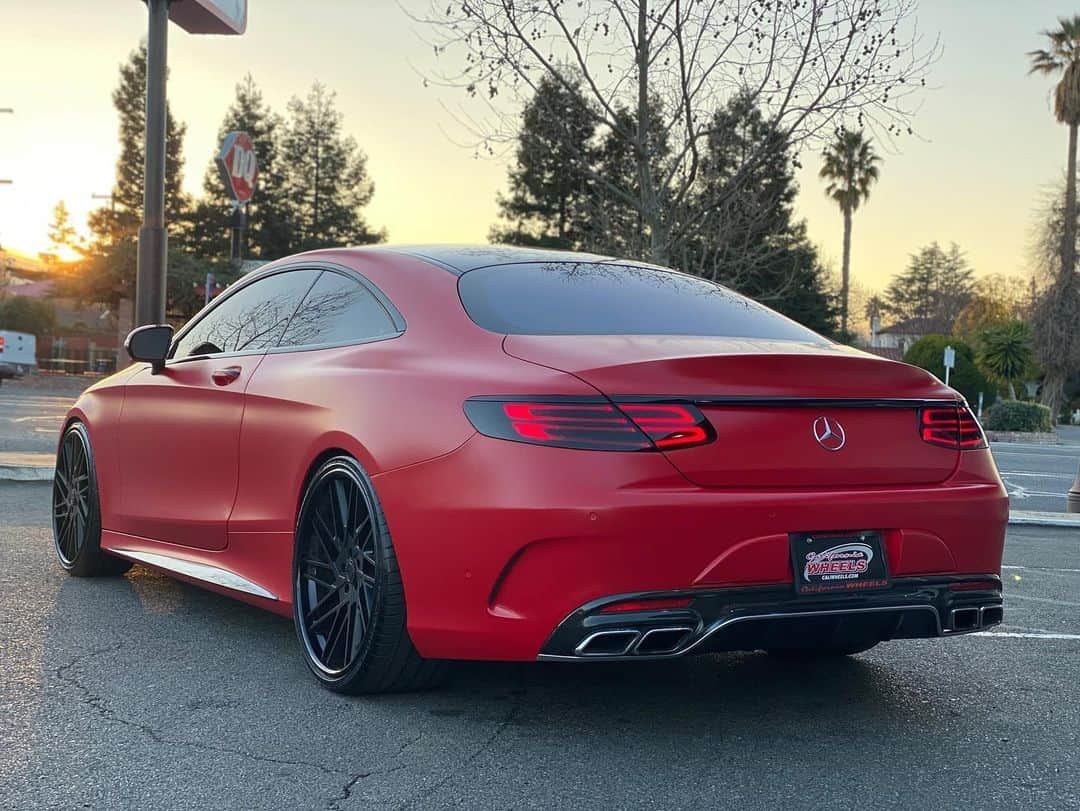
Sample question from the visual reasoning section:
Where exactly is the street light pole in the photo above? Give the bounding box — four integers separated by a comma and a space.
135, 0, 170, 327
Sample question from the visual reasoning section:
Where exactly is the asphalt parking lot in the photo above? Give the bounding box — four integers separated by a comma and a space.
0, 481, 1077, 810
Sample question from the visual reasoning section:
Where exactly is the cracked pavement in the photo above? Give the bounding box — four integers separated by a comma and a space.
1, 481, 1078, 809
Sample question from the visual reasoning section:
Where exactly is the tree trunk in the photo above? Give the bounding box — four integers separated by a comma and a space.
1063, 121, 1078, 280
840, 207, 852, 335
635, 1, 667, 266
1008, 381, 1017, 401
1041, 368, 1065, 422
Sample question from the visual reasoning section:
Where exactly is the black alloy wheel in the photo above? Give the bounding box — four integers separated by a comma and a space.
292, 456, 446, 694
52, 422, 131, 577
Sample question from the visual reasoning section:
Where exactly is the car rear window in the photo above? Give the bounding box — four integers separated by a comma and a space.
458, 262, 828, 342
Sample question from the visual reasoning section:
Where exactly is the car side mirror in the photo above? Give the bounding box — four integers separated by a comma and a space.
125, 325, 174, 374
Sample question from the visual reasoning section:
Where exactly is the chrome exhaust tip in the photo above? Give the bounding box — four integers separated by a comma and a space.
980, 605, 1003, 627
574, 629, 640, 657
949, 607, 980, 632
634, 626, 694, 656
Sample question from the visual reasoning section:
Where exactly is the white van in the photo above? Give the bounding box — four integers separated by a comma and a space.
0, 330, 37, 383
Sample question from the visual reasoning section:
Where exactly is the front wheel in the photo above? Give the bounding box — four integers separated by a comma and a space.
52, 422, 131, 577
292, 456, 446, 694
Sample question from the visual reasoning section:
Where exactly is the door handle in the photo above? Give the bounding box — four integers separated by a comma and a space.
211, 366, 242, 386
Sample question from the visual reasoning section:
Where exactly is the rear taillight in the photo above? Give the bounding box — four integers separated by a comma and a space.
919, 405, 987, 450
463, 398, 714, 452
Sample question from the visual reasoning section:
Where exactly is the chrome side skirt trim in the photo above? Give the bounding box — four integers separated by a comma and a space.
112, 548, 278, 601
537, 604, 941, 662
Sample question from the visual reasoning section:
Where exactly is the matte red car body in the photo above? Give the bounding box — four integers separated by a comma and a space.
64, 246, 1009, 662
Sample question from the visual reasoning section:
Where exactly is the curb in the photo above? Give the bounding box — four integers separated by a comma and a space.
0, 466, 54, 482
1008, 511, 1080, 528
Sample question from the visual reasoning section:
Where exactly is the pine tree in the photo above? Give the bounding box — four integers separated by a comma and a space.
70, 44, 189, 312
42, 201, 79, 265
686, 94, 840, 336
87, 43, 189, 246
280, 83, 384, 250
189, 74, 291, 260
883, 243, 975, 333
490, 75, 596, 249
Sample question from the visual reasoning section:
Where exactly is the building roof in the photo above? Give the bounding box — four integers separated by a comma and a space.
861, 346, 906, 362
876, 317, 935, 336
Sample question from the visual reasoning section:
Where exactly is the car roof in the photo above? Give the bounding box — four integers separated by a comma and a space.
378, 244, 619, 275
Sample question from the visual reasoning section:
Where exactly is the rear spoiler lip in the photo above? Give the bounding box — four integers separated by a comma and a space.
465, 394, 965, 409
611, 396, 964, 409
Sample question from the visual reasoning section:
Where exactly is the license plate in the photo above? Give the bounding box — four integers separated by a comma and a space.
789, 532, 890, 596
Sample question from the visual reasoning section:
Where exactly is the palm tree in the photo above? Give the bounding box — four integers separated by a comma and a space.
820, 130, 881, 336
1029, 16, 1080, 283
1028, 17, 1080, 419
978, 321, 1035, 400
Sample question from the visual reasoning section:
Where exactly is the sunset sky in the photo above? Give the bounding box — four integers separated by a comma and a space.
1, 1, 1077, 299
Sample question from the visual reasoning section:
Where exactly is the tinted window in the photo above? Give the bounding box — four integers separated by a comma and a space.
172, 269, 319, 359
278, 271, 397, 348
458, 262, 827, 343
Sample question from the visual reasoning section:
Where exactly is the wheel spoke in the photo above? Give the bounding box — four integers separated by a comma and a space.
308, 597, 345, 630
311, 510, 338, 564
322, 604, 349, 663
306, 582, 345, 619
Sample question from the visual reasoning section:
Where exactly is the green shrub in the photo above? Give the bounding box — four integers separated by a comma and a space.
903, 334, 996, 408
983, 400, 1053, 433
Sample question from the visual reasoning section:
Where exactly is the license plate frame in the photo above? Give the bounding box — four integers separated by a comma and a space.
789, 532, 890, 596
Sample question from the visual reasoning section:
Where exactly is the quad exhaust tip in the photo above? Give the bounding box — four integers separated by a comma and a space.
949, 604, 1003, 632
574, 627, 695, 657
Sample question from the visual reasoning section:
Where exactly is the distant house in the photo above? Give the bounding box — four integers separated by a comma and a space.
867, 315, 934, 357
1, 249, 120, 372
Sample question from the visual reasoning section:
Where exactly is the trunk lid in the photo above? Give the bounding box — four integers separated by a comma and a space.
504, 335, 961, 487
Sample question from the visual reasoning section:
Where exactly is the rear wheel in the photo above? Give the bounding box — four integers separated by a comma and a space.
52, 422, 131, 577
292, 456, 446, 694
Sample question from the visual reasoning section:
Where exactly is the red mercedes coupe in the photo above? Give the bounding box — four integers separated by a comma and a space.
51, 246, 1008, 693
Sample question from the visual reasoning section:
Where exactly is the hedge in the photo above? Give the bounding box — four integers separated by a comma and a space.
983, 400, 1053, 433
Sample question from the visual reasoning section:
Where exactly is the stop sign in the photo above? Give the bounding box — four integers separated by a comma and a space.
216, 131, 258, 203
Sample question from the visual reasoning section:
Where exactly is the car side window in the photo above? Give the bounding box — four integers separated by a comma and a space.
278, 271, 398, 349
172, 269, 320, 360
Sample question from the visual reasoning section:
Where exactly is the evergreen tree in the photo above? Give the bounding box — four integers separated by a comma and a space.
685, 94, 840, 336
75, 45, 190, 313
87, 43, 189, 246
490, 75, 596, 249
189, 74, 291, 260
41, 201, 79, 265
884, 243, 975, 333
280, 83, 384, 250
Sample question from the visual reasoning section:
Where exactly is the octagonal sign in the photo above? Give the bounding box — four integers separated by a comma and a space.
216, 131, 258, 203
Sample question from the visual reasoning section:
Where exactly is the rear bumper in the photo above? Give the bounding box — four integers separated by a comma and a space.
538, 575, 1003, 660
374, 435, 1008, 662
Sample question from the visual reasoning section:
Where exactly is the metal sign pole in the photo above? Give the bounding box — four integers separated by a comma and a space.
135, 0, 170, 327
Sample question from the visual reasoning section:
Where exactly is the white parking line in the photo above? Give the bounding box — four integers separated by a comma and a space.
972, 631, 1080, 640
1002, 565, 1080, 574
1004, 593, 1080, 607
999, 471, 1074, 479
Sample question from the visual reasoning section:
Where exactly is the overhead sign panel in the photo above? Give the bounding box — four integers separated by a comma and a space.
168, 0, 247, 35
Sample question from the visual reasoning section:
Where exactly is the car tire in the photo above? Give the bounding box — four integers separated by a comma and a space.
292, 455, 447, 694
52, 422, 132, 578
